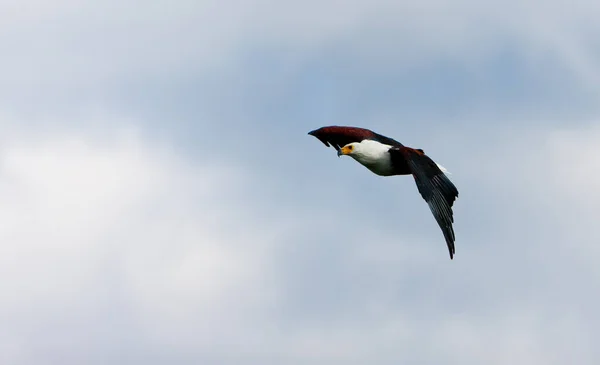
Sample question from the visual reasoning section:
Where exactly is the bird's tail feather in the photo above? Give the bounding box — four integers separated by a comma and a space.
436, 163, 451, 174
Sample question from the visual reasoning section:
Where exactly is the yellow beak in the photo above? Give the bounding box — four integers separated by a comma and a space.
338, 146, 351, 157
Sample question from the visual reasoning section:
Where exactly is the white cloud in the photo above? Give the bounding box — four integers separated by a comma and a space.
0, 121, 282, 362
1, 119, 600, 364
1, 0, 599, 94
2, 0, 600, 363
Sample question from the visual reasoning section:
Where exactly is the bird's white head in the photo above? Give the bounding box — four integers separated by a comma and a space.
337, 142, 359, 157
337, 140, 395, 176
337, 140, 389, 159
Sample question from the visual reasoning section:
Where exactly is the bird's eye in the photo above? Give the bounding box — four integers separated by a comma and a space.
348, 146, 353, 150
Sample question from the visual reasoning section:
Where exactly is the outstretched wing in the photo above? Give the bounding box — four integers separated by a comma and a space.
308, 126, 403, 151
390, 147, 459, 259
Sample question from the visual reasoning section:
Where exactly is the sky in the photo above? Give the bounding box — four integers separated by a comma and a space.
1, 1, 600, 364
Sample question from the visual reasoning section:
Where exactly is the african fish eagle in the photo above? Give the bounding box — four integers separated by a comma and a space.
308, 126, 459, 259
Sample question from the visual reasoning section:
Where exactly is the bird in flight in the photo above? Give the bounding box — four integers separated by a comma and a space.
308, 126, 459, 259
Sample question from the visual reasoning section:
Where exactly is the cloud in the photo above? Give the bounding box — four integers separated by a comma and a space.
1, 106, 600, 364
2, 0, 600, 363
2, 0, 599, 94
0, 121, 284, 363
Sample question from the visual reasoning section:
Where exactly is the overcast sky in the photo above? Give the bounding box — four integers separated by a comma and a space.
1, 1, 600, 364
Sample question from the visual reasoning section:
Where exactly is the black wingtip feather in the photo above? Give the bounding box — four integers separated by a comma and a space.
390, 147, 459, 260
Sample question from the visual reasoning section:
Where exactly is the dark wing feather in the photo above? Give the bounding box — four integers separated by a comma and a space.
390, 147, 459, 259
308, 126, 403, 150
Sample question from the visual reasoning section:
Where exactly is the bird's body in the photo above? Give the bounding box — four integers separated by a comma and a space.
308, 125, 459, 259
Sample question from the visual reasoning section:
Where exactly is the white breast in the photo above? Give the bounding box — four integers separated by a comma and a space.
350, 140, 395, 176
